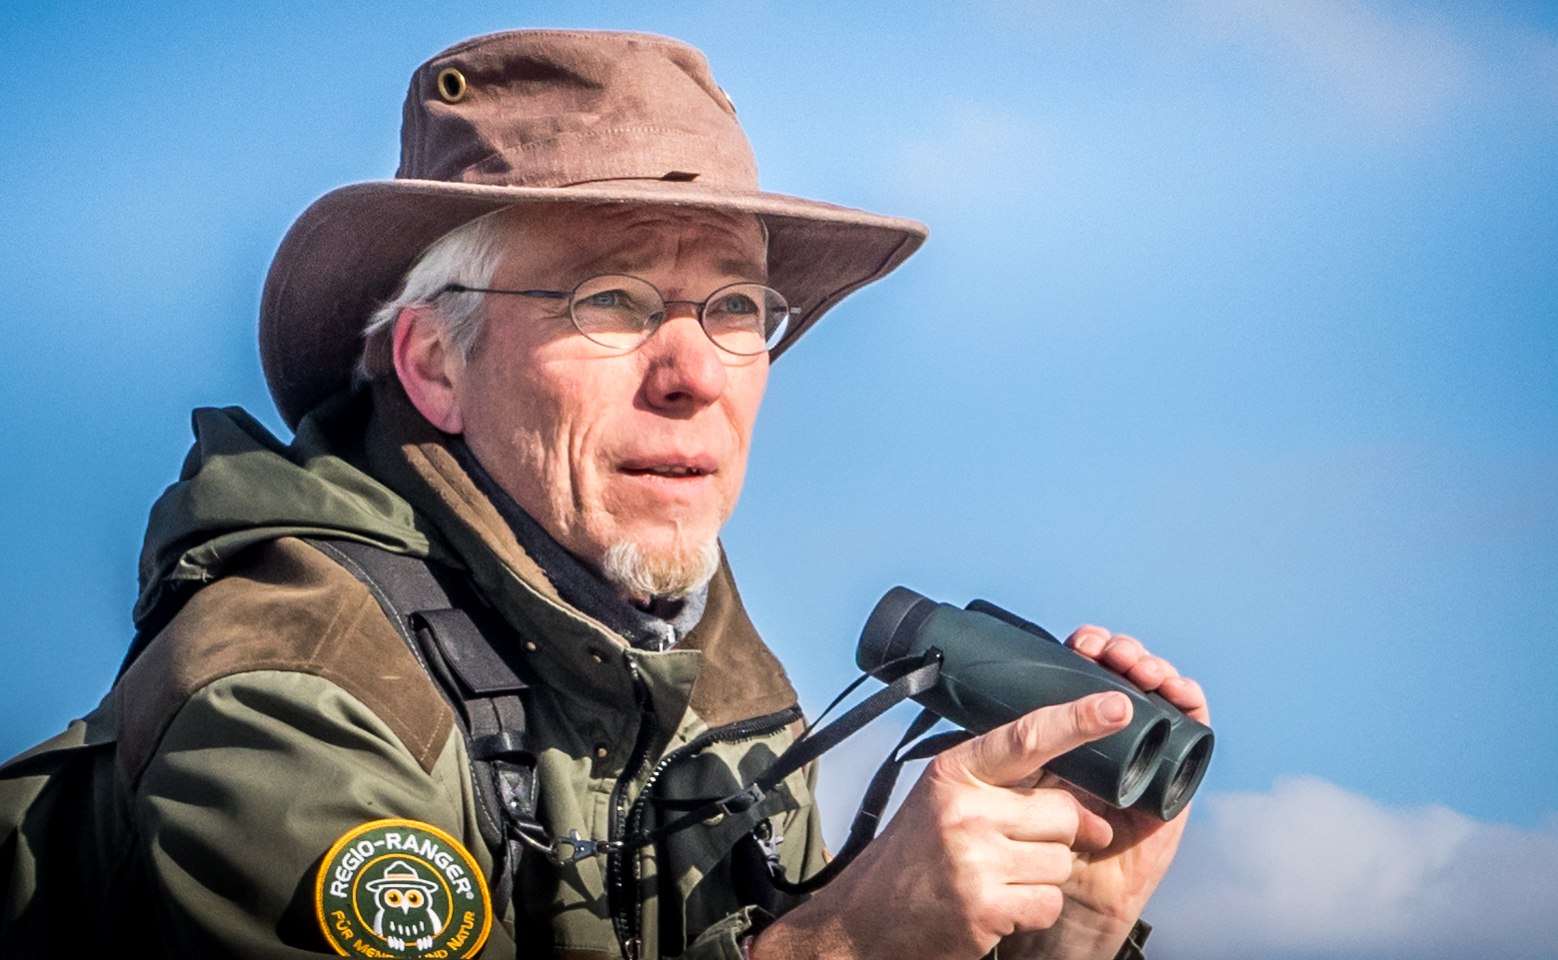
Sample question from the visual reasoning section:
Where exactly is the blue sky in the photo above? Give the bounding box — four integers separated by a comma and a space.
3, 2, 1556, 956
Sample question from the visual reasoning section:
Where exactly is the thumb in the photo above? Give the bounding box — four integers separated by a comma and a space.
953, 692, 1133, 788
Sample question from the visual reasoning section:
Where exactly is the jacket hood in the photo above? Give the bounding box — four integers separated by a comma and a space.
134, 391, 431, 631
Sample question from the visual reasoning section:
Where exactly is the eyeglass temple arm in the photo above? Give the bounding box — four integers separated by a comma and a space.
436, 284, 569, 300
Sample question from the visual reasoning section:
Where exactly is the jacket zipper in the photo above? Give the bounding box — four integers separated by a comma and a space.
617, 703, 804, 957
608, 661, 658, 960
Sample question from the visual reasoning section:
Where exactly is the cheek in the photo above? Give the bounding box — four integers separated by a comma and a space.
717, 367, 768, 502
455, 357, 588, 502
727, 363, 768, 452
491, 365, 635, 517
463, 372, 550, 455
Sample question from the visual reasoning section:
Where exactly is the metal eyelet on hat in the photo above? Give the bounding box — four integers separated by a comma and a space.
436, 67, 467, 103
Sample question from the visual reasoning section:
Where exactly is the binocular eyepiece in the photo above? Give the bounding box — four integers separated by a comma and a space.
857, 587, 1213, 820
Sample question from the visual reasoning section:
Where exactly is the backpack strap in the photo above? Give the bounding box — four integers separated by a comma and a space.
305, 539, 542, 918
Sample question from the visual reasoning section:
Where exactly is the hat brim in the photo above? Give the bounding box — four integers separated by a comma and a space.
260, 178, 928, 429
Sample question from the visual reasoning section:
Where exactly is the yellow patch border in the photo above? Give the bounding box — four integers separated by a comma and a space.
314, 817, 493, 958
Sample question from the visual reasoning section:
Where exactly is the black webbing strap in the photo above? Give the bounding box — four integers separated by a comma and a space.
411, 606, 546, 892
307, 539, 542, 918
630, 651, 947, 863
311, 541, 975, 903
766, 707, 972, 895
1113, 919, 1152, 960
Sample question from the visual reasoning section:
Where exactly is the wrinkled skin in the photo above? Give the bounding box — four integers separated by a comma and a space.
394, 204, 770, 595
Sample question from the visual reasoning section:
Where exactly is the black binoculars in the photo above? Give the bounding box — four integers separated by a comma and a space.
857, 587, 1213, 820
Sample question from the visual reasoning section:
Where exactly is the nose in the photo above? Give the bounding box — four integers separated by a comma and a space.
640, 304, 728, 412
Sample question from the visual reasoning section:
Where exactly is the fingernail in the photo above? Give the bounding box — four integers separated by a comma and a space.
1099, 693, 1129, 724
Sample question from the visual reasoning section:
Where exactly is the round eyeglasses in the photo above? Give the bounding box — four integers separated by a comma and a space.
440, 274, 799, 357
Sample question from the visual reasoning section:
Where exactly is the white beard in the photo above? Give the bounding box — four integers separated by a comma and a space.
601, 537, 720, 601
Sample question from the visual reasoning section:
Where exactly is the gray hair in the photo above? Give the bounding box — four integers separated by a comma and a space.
356, 210, 506, 382
601, 538, 721, 600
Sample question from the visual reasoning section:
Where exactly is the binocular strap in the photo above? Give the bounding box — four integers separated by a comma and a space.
636, 650, 960, 896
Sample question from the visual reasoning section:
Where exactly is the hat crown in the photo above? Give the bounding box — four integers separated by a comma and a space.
398, 30, 759, 191
260, 29, 926, 430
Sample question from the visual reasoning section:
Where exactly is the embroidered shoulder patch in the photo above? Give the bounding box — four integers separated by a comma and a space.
315, 818, 492, 958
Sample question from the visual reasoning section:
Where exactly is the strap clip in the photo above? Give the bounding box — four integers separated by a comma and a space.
523, 828, 622, 865
715, 783, 766, 816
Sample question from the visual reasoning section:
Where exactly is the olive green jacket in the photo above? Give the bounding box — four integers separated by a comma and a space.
3, 386, 824, 959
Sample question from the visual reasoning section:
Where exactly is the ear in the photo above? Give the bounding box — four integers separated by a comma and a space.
392, 305, 465, 434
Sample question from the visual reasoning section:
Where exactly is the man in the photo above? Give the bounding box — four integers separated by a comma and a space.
1, 29, 1205, 959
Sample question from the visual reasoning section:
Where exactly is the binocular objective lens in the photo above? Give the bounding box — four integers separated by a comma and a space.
1121, 718, 1169, 797
1162, 734, 1213, 811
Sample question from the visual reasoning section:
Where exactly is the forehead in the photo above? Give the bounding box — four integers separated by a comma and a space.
489, 203, 768, 282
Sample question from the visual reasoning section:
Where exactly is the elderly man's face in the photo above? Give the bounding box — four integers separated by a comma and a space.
444, 204, 770, 594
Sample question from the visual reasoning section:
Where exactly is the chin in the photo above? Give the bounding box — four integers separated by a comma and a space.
600, 534, 721, 600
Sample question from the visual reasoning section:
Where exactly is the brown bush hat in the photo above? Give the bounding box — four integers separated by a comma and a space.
260, 29, 928, 428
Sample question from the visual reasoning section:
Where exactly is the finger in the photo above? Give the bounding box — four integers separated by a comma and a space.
1065, 624, 1110, 659
987, 839, 1075, 887
1025, 772, 1120, 851
989, 883, 1066, 935
954, 692, 1133, 788
987, 787, 1084, 844
1123, 654, 1178, 692
1019, 788, 1115, 852
1072, 802, 1115, 852
1157, 676, 1210, 723
970, 780, 1117, 853
1096, 633, 1149, 675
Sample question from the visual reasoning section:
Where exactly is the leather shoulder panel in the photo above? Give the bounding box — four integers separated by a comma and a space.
116, 537, 455, 785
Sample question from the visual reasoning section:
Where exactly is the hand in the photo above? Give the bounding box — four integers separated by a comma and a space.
751, 690, 1135, 960
1003, 626, 1210, 958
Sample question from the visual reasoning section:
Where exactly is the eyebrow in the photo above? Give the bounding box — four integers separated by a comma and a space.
717, 256, 766, 277
587, 254, 765, 279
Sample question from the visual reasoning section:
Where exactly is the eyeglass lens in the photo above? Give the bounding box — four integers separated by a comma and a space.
569, 275, 790, 356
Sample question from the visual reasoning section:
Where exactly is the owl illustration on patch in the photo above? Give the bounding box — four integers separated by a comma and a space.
366, 859, 445, 951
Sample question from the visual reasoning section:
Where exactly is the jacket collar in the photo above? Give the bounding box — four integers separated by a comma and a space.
360, 382, 800, 727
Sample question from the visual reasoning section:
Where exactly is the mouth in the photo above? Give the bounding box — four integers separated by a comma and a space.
626, 465, 708, 478
619, 455, 718, 480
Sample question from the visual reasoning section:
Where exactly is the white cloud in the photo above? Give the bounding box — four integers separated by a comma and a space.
1180, 0, 1558, 139
814, 738, 1558, 960
988, 0, 1558, 142
1185, 0, 1473, 133
1141, 776, 1558, 959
